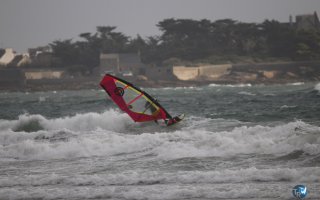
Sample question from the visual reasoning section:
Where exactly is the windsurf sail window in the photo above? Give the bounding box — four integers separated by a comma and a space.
100, 74, 172, 122
114, 80, 159, 115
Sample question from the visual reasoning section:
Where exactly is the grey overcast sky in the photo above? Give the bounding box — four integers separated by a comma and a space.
1, 0, 320, 53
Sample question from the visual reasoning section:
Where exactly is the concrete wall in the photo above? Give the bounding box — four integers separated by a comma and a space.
231, 72, 258, 81
25, 70, 64, 80
173, 66, 199, 80
199, 64, 232, 78
173, 64, 231, 80
261, 71, 279, 79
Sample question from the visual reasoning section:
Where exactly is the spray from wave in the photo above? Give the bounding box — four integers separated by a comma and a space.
0, 110, 319, 161
0, 109, 130, 133
208, 83, 252, 87
315, 82, 320, 93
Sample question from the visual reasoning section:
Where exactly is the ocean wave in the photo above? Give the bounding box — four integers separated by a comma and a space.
0, 167, 318, 199
314, 82, 320, 93
238, 91, 256, 96
208, 83, 252, 87
0, 183, 293, 200
156, 122, 320, 159
0, 109, 130, 133
0, 112, 319, 160
280, 105, 297, 109
287, 82, 305, 86
1, 166, 318, 187
152, 86, 204, 91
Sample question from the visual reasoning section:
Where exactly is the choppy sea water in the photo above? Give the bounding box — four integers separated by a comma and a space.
0, 82, 320, 199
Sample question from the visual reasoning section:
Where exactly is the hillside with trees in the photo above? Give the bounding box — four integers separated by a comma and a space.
37, 18, 320, 74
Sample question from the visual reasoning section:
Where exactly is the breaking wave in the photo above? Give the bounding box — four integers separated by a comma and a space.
1, 166, 318, 187
287, 82, 305, 86
315, 82, 320, 93
0, 110, 319, 161
208, 83, 252, 87
238, 91, 256, 96
0, 166, 319, 200
0, 109, 130, 133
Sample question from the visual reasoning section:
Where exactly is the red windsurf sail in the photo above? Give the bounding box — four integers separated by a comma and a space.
100, 74, 172, 122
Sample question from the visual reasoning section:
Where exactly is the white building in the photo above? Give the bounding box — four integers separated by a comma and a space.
0, 48, 15, 66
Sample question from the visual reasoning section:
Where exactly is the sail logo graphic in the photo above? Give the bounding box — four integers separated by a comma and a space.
292, 185, 308, 199
114, 87, 124, 96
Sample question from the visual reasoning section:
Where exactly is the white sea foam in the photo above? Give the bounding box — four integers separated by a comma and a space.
0, 167, 318, 187
0, 111, 319, 161
280, 105, 297, 109
168, 120, 317, 158
209, 83, 252, 87
38, 96, 46, 102
238, 91, 256, 96
0, 109, 130, 132
159, 86, 203, 91
315, 82, 320, 93
287, 82, 305, 86
0, 167, 319, 199
0, 183, 288, 200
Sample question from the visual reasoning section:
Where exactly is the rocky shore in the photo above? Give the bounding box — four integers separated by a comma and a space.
1, 60, 320, 92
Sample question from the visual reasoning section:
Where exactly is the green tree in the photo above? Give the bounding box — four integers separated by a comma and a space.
294, 29, 320, 60
50, 39, 78, 67
261, 20, 295, 57
157, 18, 215, 61
96, 26, 129, 53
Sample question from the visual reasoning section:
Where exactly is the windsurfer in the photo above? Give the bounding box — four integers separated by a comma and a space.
144, 101, 156, 113
145, 100, 158, 124
165, 118, 175, 126
165, 114, 184, 126
100, 74, 184, 126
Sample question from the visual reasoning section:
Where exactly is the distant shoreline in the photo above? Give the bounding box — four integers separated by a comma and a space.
1, 60, 320, 92
0, 78, 317, 93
